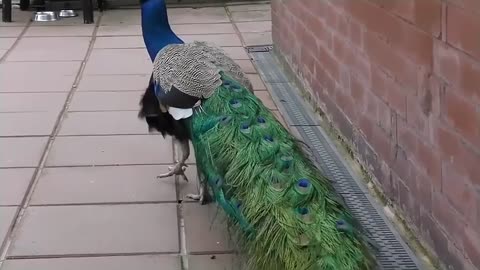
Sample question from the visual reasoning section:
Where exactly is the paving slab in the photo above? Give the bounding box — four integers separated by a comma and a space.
58, 111, 147, 135
235, 59, 256, 73
45, 135, 172, 166
0, 61, 81, 93
84, 49, 151, 75
180, 34, 242, 47
0, 112, 58, 136
241, 32, 272, 46
168, 7, 229, 24
97, 25, 142, 36
227, 4, 271, 12
69, 91, 143, 111
2, 255, 181, 270
272, 110, 288, 128
254, 90, 276, 110
0, 38, 17, 50
24, 25, 95, 37
31, 165, 176, 205
0, 27, 24, 38
246, 74, 267, 90
230, 10, 271, 22
100, 10, 142, 25
172, 23, 235, 35
0, 168, 34, 205
220, 47, 250, 60
188, 254, 243, 270
0, 49, 7, 58
6, 37, 91, 62
183, 203, 234, 254
235, 21, 271, 33
0, 207, 18, 247
77, 74, 150, 91
0, 137, 48, 168
94, 36, 145, 49
0, 93, 68, 113
8, 204, 179, 256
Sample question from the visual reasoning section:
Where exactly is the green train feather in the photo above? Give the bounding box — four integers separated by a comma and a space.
187, 72, 377, 270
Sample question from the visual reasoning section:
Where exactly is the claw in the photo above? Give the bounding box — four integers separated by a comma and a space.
157, 162, 189, 181
185, 184, 211, 205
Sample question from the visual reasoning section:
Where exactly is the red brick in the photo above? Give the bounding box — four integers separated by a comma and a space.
332, 33, 371, 83
349, 50, 372, 83
332, 34, 351, 64
398, 180, 417, 218
463, 226, 480, 268
414, 171, 434, 211
397, 118, 442, 181
368, 0, 442, 37
432, 120, 463, 158
415, 140, 442, 181
349, 74, 367, 107
335, 88, 358, 124
420, 213, 466, 270
447, 4, 480, 60
313, 60, 336, 95
442, 162, 477, 217
310, 19, 333, 50
317, 45, 341, 82
348, 19, 364, 48
397, 118, 418, 155
364, 31, 420, 90
433, 40, 480, 104
342, 0, 434, 67
432, 192, 466, 248
442, 88, 480, 147
406, 94, 430, 138
448, 0, 480, 15
370, 123, 395, 163
376, 98, 392, 136
370, 67, 408, 118
335, 11, 350, 38
308, 0, 332, 20
389, 146, 414, 182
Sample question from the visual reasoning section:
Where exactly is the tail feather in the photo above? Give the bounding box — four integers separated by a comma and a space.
189, 72, 377, 270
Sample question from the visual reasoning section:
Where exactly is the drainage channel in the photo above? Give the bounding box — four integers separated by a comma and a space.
249, 48, 422, 270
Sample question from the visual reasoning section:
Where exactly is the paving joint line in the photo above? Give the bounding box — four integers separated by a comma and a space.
7, 251, 180, 260
0, 19, 32, 63
0, 13, 104, 266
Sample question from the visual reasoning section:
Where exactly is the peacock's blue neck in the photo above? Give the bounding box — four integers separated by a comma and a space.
141, 0, 184, 62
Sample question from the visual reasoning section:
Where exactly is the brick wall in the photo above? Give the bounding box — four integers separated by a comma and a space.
271, 1, 480, 269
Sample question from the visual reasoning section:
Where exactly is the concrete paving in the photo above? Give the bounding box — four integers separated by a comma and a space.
0, 3, 279, 270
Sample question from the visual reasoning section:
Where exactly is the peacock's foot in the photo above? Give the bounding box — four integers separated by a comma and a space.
186, 185, 212, 205
157, 162, 189, 182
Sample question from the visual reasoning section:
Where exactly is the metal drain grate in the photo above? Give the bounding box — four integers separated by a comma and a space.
250, 51, 422, 270
245, 45, 273, 53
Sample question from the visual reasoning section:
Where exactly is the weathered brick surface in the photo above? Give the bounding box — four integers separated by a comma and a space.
272, 0, 480, 269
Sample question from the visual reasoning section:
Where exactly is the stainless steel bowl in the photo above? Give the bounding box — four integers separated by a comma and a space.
34, 11, 59, 22
59, 9, 78, 18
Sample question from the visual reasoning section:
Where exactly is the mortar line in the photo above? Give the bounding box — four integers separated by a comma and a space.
0, 14, 104, 267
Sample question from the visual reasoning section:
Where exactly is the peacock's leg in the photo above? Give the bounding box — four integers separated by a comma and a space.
186, 166, 212, 205
157, 138, 190, 181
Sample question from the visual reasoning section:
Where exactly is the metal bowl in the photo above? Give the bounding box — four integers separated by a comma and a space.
59, 9, 78, 18
34, 11, 59, 22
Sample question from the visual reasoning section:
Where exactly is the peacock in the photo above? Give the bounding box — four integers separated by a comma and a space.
137, 0, 378, 269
